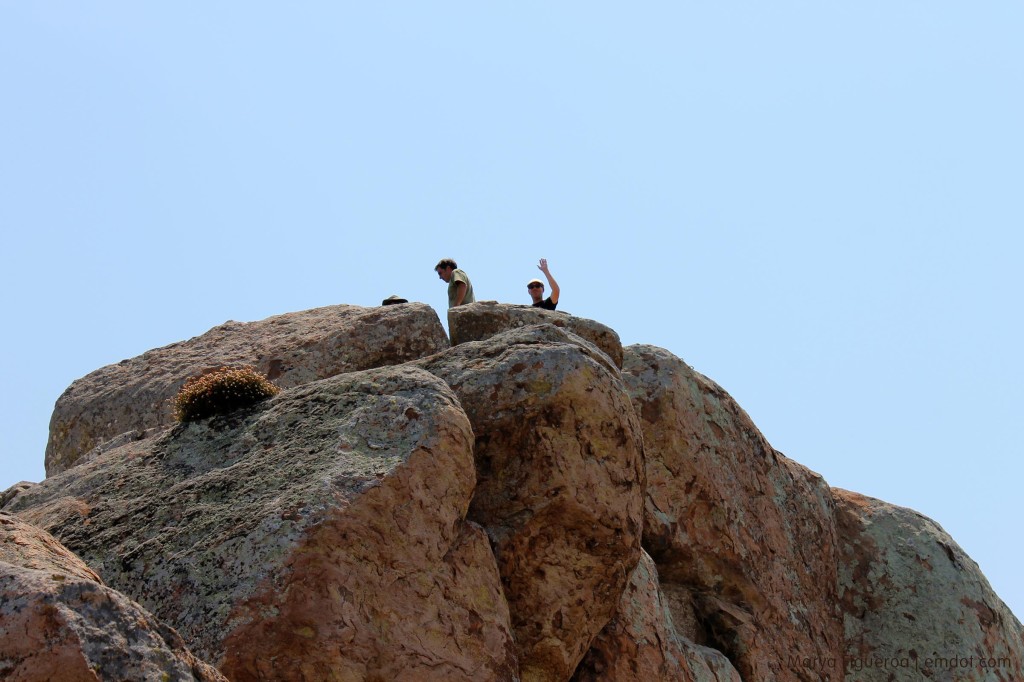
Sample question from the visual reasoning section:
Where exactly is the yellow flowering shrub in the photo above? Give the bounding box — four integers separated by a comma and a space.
173, 366, 280, 422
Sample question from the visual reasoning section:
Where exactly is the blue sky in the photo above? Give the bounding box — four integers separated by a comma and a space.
2, 3, 1021, 620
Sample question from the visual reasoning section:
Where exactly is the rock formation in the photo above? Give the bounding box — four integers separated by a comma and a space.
835, 489, 1024, 681
413, 324, 644, 680
448, 300, 623, 368
1, 512, 225, 681
12, 366, 517, 681
572, 551, 742, 682
3, 301, 1022, 681
621, 344, 844, 680
45, 302, 449, 477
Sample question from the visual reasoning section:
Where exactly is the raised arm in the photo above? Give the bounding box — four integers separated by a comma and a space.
538, 258, 560, 304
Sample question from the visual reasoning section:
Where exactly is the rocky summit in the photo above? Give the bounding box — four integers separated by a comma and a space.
3, 301, 1022, 681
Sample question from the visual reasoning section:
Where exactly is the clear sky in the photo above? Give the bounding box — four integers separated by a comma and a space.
3, 3, 1021, 620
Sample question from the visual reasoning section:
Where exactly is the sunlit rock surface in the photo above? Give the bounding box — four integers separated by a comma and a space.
835, 489, 1024, 682
415, 324, 644, 681
45, 302, 449, 476
622, 344, 844, 681
3, 304, 1020, 681
447, 300, 623, 368
0, 512, 225, 681
16, 367, 517, 680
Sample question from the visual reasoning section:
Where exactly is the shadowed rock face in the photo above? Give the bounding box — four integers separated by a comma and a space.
415, 324, 644, 682
572, 550, 741, 682
45, 303, 449, 477
622, 344, 844, 682
0, 513, 225, 682
835, 489, 1024, 682
14, 366, 518, 681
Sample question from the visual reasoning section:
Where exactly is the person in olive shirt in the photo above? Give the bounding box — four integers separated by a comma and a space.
435, 258, 475, 308
528, 258, 560, 310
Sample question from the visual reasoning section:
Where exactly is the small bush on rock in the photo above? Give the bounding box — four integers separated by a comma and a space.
173, 366, 280, 422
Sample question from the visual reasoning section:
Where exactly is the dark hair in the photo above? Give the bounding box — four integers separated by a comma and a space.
435, 258, 457, 271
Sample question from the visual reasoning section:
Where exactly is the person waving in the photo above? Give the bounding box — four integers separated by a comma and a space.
527, 258, 560, 310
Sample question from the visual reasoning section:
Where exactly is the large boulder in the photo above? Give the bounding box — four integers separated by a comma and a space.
45, 302, 449, 476
622, 344, 844, 681
0, 512, 225, 681
415, 323, 645, 682
12, 366, 517, 681
572, 550, 741, 682
447, 301, 623, 368
835, 489, 1024, 681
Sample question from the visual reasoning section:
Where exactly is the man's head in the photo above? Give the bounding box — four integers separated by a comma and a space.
435, 258, 457, 283
527, 278, 544, 303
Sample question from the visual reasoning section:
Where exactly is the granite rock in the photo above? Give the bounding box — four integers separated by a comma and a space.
835, 489, 1024, 681
572, 550, 742, 682
12, 303, 1024, 682
622, 344, 844, 681
14, 366, 517, 680
447, 301, 623, 368
0, 512, 224, 681
415, 323, 645, 682
45, 302, 449, 476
